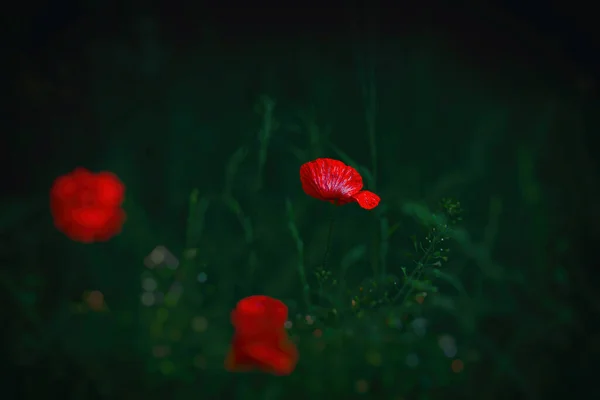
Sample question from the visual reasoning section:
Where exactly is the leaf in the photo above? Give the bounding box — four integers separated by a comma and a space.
410, 235, 418, 251
387, 222, 401, 237
224, 147, 249, 195
223, 195, 243, 216
402, 202, 449, 227
189, 189, 199, 204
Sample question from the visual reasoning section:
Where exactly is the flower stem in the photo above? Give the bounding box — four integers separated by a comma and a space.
285, 199, 312, 312
316, 214, 336, 306
297, 252, 312, 312
322, 211, 336, 269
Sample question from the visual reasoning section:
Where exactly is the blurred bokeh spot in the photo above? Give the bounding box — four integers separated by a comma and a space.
144, 246, 179, 269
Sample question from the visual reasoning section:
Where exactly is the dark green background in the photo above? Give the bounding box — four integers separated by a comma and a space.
3, 1, 599, 399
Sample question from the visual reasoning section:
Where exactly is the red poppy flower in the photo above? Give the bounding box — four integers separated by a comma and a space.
300, 158, 380, 209
225, 295, 298, 375
50, 168, 126, 243
230, 295, 288, 336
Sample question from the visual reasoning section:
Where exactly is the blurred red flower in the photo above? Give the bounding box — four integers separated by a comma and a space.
300, 158, 380, 209
225, 295, 298, 375
50, 167, 126, 243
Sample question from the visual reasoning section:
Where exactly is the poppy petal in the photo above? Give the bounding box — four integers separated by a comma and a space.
91, 208, 126, 241
226, 329, 298, 375
243, 340, 298, 375
72, 207, 115, 229
232, 295, 288, 333
226, 296, 297, 376
231, 314, 272, 337
54, 207, 126, 243
236, 295, 270, 316
300, 158, 363, 203
95, 172, 125, 207
50, 175, 78, 203
352, 191, 381, 210
50, 168, 127, 243
51, 207, 96, 243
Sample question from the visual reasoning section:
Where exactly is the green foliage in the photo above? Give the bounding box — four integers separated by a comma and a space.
350, 198, 463, 314
116, 90, 477, 398
5, 31, 586, 400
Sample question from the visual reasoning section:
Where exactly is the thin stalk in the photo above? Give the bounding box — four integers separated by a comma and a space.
296, 243, 312, 312
285, 199, 312, 312
317, 214, 336, 305
322, 214, 336, 269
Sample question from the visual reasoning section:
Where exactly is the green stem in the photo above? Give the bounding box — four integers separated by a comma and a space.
297, 251, 312, 312
317, 207, 337, 307
322, 215, 336, 269
285, 199, 312, 312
